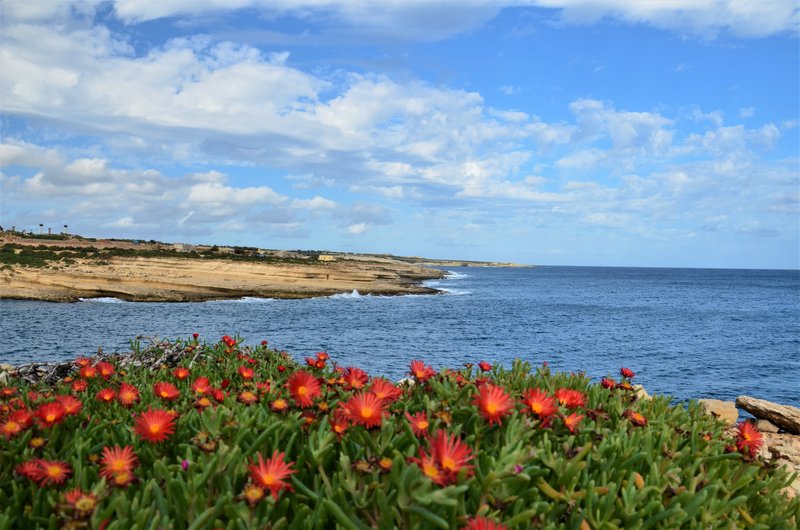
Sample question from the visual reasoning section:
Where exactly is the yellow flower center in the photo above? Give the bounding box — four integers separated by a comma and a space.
422, 463, 439, 479
360, 406, 374, 419
149, 424, 161, 434
46, 465, 62, 478
442, 457, 456, 471
418, 420, 429, 429
260, 473, 276, 486
297, 386, 308, 396
531, 402, 542, 414
75, 496, 96, 512
486, 402, 498, 414
46, 413, 56, 422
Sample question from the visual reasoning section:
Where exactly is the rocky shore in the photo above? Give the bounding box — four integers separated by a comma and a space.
0, 255, 444, 302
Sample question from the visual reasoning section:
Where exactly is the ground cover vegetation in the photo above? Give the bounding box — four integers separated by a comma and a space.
0, 336, 797, 529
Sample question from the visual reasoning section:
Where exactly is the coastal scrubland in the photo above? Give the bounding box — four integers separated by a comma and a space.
0, 336, 797, 529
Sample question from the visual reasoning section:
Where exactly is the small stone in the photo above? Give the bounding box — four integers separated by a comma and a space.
756, 419, 780, 433
633, 384, 651, 400
698, 399, 739, 427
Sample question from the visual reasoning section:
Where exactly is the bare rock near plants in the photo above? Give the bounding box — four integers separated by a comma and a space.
757, 419, 780, 433
698, 398, 739, 427
736, 396, 800, 434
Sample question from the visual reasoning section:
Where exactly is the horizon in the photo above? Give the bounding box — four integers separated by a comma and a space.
1, 1, 798, 270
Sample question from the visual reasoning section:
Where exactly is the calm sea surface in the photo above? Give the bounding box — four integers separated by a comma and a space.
1, 266, 798, 406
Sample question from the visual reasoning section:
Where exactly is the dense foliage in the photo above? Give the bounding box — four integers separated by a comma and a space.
0, 336, 797, 529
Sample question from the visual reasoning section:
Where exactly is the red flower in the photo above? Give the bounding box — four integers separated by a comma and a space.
16, 459, 41, 480
134, 408, 176, 443
623, 409, 648, 427
117, 383, 140, 407
555, 388, 587, 409
35, 401, 66, 427
75, 357, 92, 368
411, 430, 474, 486
463, 516, 509, 530
238, 366, 255, 380
172, 367, 190, 380
191, 377, 211, 395
248, 450, 296, 500
153, 381, 180, 401
256, 380, 271, 394
329, 409, 350, 437
63, 489, 99, 517
71, 379, 88, 392
600, 377, 616, 390
0, 416, 23, 438
370, 378, 403, 403
342, 392, 386, 429
735, 421, 763, 458
78, 365, 97, 379
96, 388, 116, 403
100, 445, 138, 480
619, 367, 635, 379
520, 388, 558, 419
36, 459, 72, 486
96, 361, 115, 379
0, 386, 17, 399
343, 367, 369, 390
473, 384, 514, 426
563, 412, 584, 434
56, 395, 83, 416
405, 411, 430, 437
271, 398, 289, 412
477, 361, 492, 372
409, 360, 436, 382
286, 371, 322, 408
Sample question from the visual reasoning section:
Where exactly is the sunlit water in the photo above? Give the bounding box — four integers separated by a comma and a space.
1, 266, 797, 406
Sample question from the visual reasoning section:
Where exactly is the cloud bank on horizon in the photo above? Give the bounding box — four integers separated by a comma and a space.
1, 0, 798, 268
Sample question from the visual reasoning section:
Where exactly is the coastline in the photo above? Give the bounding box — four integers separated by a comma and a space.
0, 255, 444, 302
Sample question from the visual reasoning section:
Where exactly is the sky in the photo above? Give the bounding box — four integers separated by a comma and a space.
1, 1, 798, 269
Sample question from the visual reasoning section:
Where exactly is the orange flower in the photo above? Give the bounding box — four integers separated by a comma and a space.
409, 360, 436, 382
134, 408, 176, 443
286, 371, 322, 408
623, 409, 648, 427
63, 489, 98, 517
248, 450, 296, 500
554, 388, 587, 409
96, 361, 115, 379
405, 411, 430, 437
96, 388, 116, 403
36, 459, 72, 486
56, 395, 83, 416
563, 412, 584, 434
242, 483, 265, 506
0, 386, 17, 398
153, 381, 180, 401
191, 377, 211, 395
16, 459, 42, 480
370, 377, 403, 403
237, 390, 259, 405
342, 392, 386, 429
329, 408, 350, 437
100, 445, 138, 480
600, 377, 616, 390
0, 417, 23, 438
35, 401, 66, 427
74, 357, 92, 368
344, 367, 369, 390
735, 421, 763, 458
520, 388, 557, 419
117, 383, 140, 407
172, 367, 190, 380
78, 365, 97, 379
411, 447, 445, 485
271, 397, 289, 412
411, 430, 474, 486
71, 379, 88, 392
463, 516, 509, 530
473, 384, 514, 426
619, 367, 635, 379
477, 361, 492, 372
238, 366, 255, 380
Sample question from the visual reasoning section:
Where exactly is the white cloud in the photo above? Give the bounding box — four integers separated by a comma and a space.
347, 223, 367, 234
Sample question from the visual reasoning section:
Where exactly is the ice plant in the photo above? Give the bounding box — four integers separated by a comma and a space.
0, 416, 23, 438
735, 421, 763, 458
153, 381, 180, 401
343, 367, 369, 390
63, 489, 98, 518
286, 370, 322, 408
521, 388, 558, 419
555, 388, 587, 409
191, 377, 211, 395
172, 367, 190, 380
412, 430, 474, 486
329, 409, 350, 437
36, 459, 72, 486
563, 412, 584, 434
96, 388, 116, 403
478, 361, 492, 372
623, 409, 648, 427
78, 365, 97, 379
56, 395, 83, 416
342, 391, 386, 428
100, 445, 138, 480
16, 460, 41, 481
405, 411, 430, 437
237, 365, 255, 380
35, 401, 66, 427
96, 361, 115, 379
601, 377, 616, 390
409, 360, 436, 383
370, 377, 403, 403
237, 390, 259, 405
71, 379, 88, 392
117, 382, 140, 407
620, 367, 635, 379
271, 398, 289, 412
463, 516, 509, 530
473, 384, 514, 426
248, 450, 296, 500
134, 408, 176, 443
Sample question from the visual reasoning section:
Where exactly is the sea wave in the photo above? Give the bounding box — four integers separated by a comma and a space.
445, 271, 469, 279
78, 297, 127, 303
329, 289, 367, 299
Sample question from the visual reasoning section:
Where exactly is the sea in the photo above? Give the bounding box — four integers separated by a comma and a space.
1, 266, 798, 407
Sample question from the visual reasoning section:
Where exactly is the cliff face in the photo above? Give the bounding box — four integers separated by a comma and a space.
0, 256, 444, 302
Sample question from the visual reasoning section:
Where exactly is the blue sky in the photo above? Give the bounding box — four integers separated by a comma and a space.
1, 1, 798, 268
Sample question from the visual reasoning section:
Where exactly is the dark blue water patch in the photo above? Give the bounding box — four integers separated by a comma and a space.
0, 266, 797, 407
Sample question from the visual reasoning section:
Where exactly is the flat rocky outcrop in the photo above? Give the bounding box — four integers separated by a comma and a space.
698, 398, 739, 427
736, 396, 800, 435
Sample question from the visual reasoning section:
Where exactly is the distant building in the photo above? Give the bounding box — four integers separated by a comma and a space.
318, 254, 336, 262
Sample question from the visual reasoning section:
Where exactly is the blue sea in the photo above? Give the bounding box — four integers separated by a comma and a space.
1, 266, 798, 407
